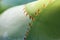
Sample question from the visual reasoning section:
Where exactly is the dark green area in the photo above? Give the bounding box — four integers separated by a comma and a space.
26, 0, 60, 40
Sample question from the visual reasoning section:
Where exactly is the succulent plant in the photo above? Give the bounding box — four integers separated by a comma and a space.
25, 0, 60, 40
0, 0, 60, 40
0, 5, 29, 40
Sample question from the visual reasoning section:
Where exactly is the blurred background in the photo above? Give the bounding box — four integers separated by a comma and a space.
0, 0, 36, 13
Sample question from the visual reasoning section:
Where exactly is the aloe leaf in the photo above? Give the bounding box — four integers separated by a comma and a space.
0, 5, 31, 40
25, 0, 60, 40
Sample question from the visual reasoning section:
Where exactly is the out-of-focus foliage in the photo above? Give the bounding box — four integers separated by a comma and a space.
0, 0, 36, 14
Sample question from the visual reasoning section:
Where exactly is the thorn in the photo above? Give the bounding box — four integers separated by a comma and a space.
37, 9, 40, 13
26, 30, 30, 34
24, 37, 26, 40
29, 23, 32, 27
24, 28, 30, 40
29, 16, 35, 21
23, 10, 28, 16
35, 9, 40, 16
24, 31, 29, 40
25, 12, 28, 16
23, 7, 26, 13
25, 31, 29, 36
29, 16, 32, 19
27, 28, 30, 31
24, 10, 26, 13
35, 12, 39, 16
31, 17, 35, 21
23, 7, 29, 16
35, 12, 38, 16
42, 4, 46, 8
